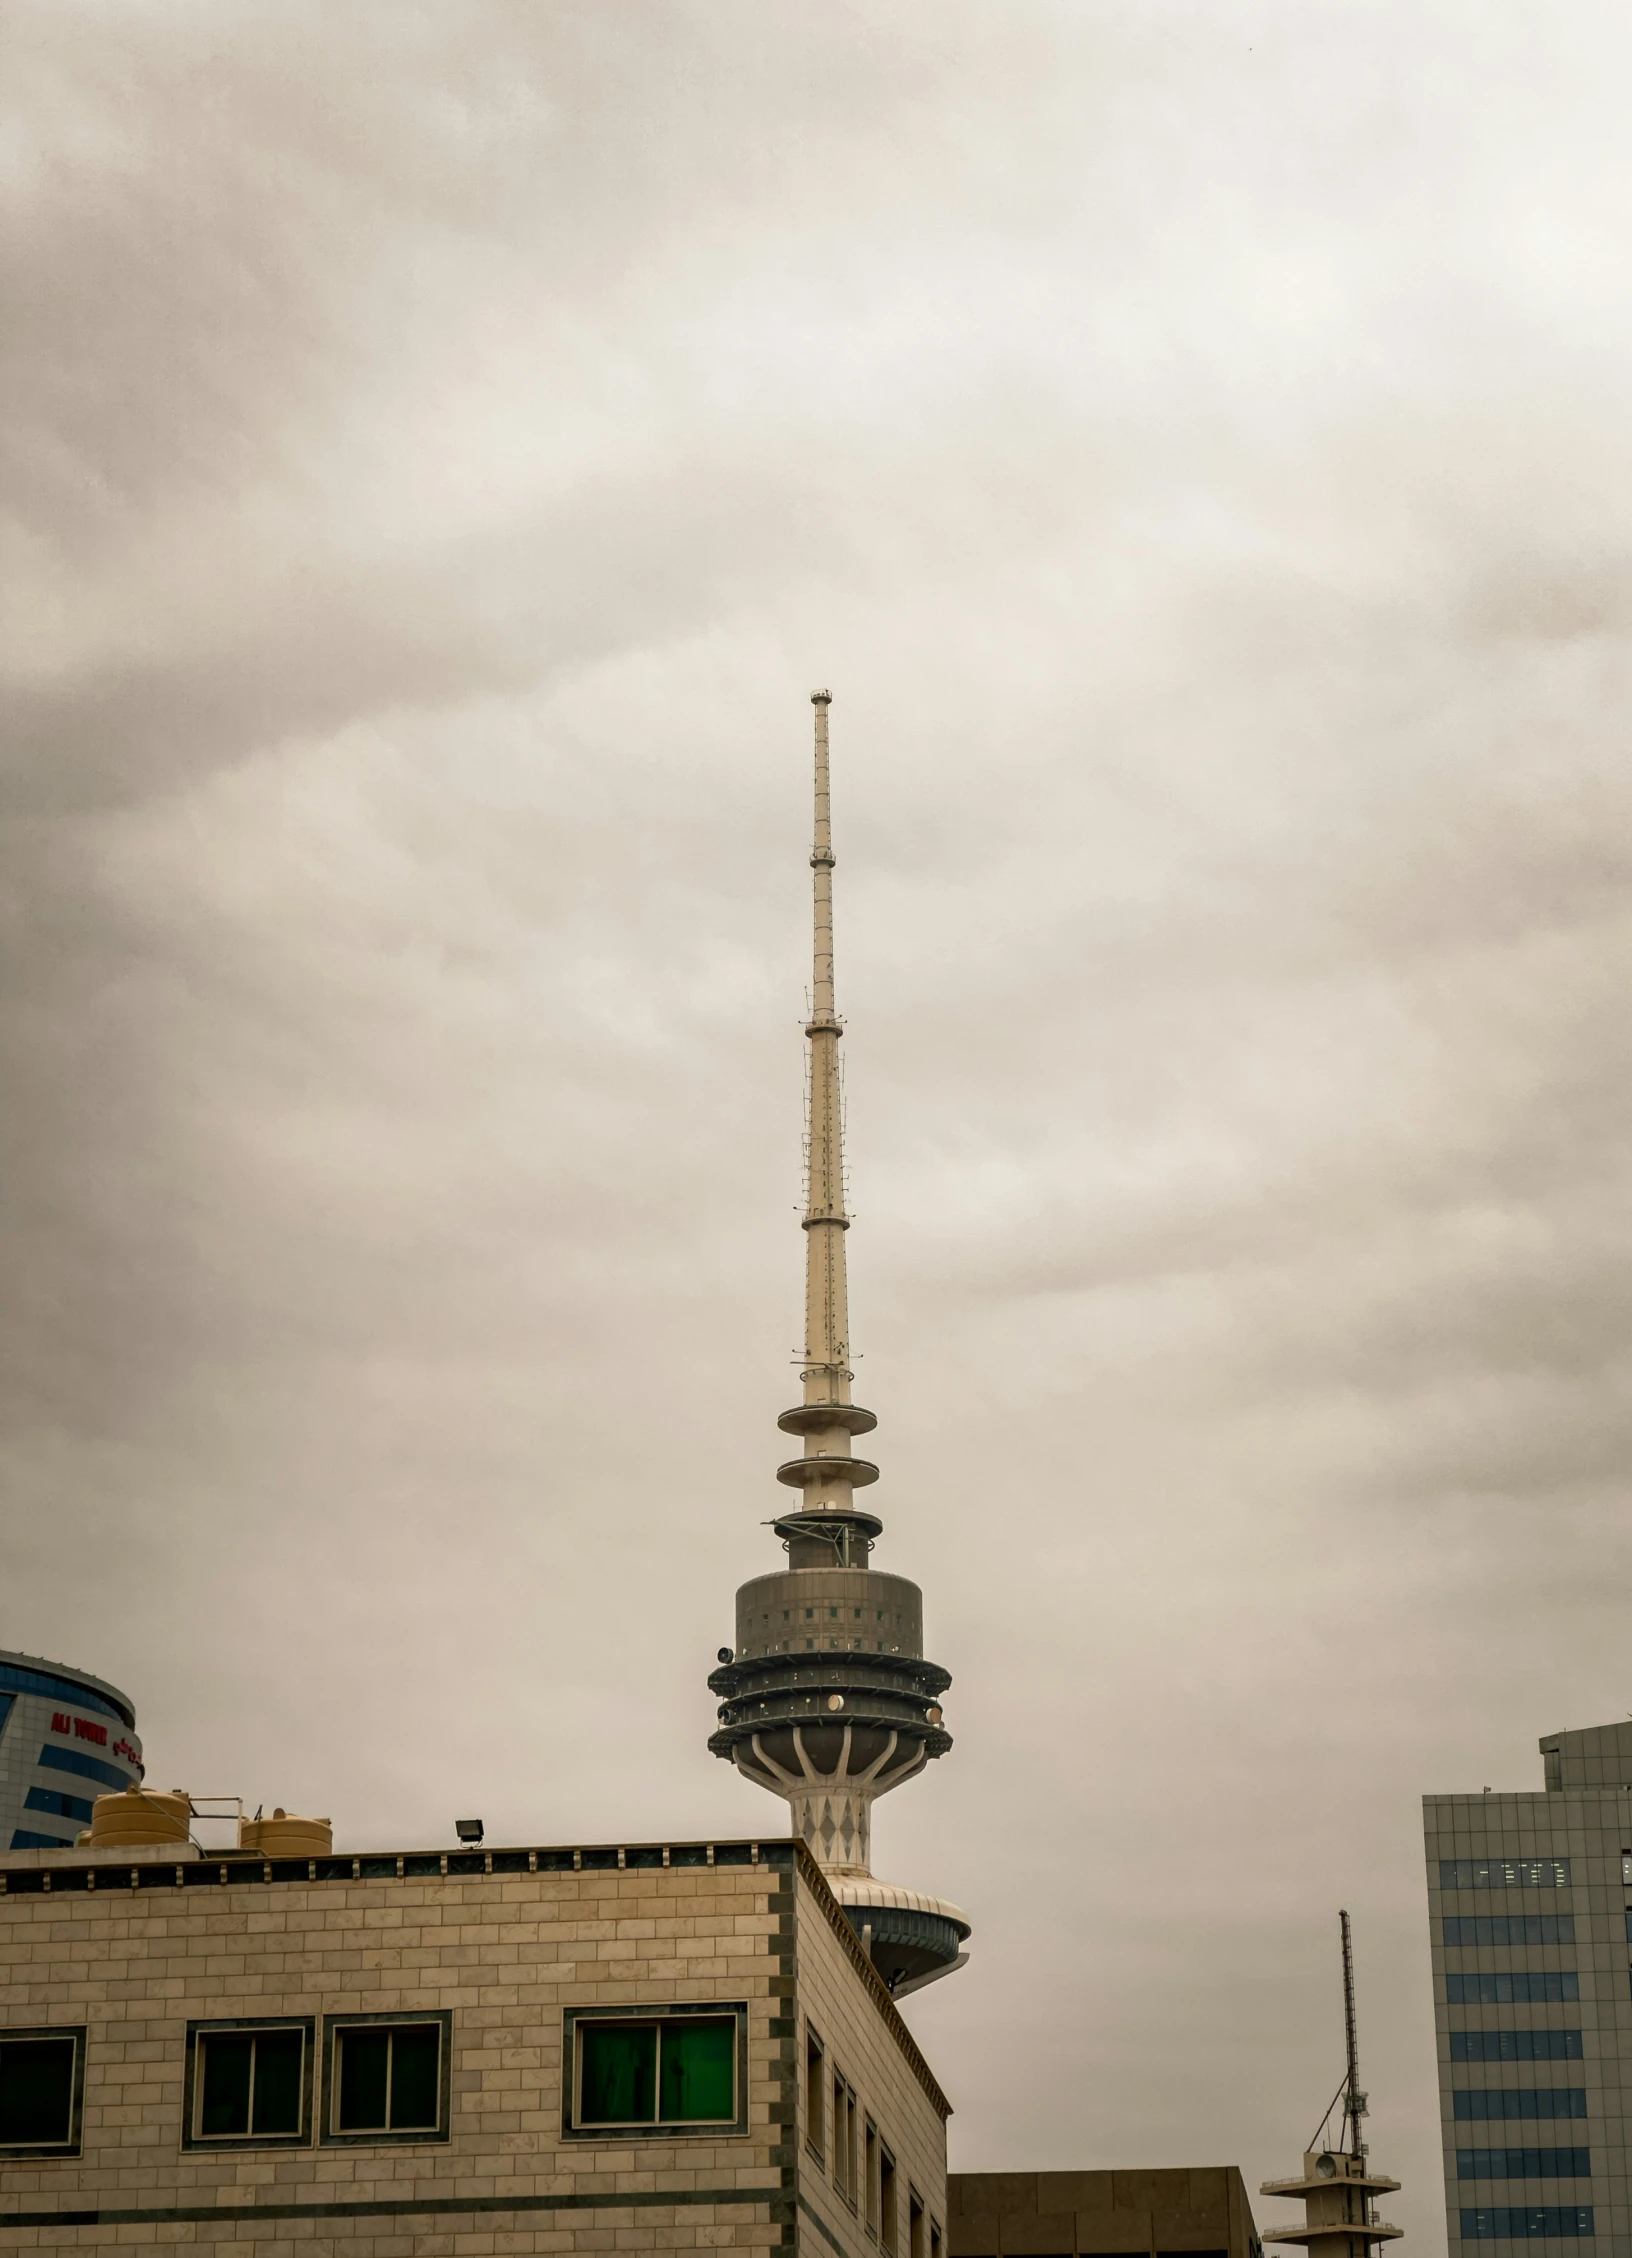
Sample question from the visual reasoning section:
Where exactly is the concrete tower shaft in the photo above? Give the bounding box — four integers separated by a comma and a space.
708, 693, 968, 1997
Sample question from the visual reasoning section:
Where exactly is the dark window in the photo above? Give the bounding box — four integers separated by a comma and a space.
805, 2024, 825, 2163
195, 2029, 305, 2139
931, 2221, 944, 2258
23, 1787, 95, 1826
1456, 2091, 1587, 2120
1445, 1916, 1575, 1946
881, 2146, 898, 2255
1447, 1973, 1579, 2005
1457, 2149, 1591, 2180
1441, 1859, 1571, 1890
1462, 2211, 1593, 2240
0, 1664, 127, 1723
9, 1830, 76, 1851
834, 2074, 856, 2202
0, 2032, 80, 2152
910, 2187, 926, 2258
575, 2016, 735, 2127
35, 1744, 137, 1793
335, 2024, 441, 2133
1452, 2032, 1584, 2062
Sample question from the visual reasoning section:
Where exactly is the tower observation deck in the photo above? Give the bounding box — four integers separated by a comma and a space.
708, 693, 969, 1998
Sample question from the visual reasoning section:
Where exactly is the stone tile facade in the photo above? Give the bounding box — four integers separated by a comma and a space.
0, 1837, 948, 2256
947, 2169, 1261, 2258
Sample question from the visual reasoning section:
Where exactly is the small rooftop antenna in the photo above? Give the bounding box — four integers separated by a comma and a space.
1340, 1909, 1365, 2157
1307, 1910, 1369, 2157
1263, 1910, 1398, 2258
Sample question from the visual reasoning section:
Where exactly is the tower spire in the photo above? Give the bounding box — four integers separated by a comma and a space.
804, 689, 850, 1406
784, 692, 877, 1522
706, 691, 969, 1997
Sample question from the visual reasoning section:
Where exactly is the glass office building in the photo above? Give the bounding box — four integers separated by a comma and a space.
1425, 1720, 1632, 2258
0, 1649, 142, 1850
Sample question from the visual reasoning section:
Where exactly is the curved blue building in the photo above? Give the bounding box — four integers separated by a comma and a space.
0, 1648, 143, 1850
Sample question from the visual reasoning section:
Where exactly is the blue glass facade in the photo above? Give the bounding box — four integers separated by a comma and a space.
0, 1649, 141, 1852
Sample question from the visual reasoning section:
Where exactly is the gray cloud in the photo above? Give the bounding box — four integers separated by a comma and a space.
7, 1, 1632, 2244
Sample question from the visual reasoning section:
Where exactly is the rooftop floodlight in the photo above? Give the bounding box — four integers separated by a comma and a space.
455, 1818, 484, 1845
717, 1647, 733, 1664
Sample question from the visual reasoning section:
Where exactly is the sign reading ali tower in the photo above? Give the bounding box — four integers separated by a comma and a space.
0, 1649, 142, 1852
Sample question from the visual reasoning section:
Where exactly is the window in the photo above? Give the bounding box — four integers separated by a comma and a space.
931, 2221, 944, 2258
1463, 2211, 1593, 2240
1441, 1859, 1571, 1891
0, 2028, 84, 2156
563, 2005, 745, 2139
23, 1786, 95, 1826
865, 2117, 879, 2234
806, 2025, 826, 2163
322, 2013, 451, 2145
184, 2020, 312, 2148
881, 2145, 898, 2254
1457, 2149, 1591, 2180
1445, 1916, 1575, 1947
1447, 1973, 1578, 2005
1452, 2032, 1583, 2062
909, 2185, 927, 2258
1456, 2091, 1587, 2120
834, 2076, 857, 2205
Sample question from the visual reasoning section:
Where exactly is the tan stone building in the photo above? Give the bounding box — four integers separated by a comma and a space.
0, 1833, 948, 2256
947, 2168, 1262, 2258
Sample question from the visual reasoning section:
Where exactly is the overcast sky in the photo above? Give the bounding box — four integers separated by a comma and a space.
7, 1, 1632, 2241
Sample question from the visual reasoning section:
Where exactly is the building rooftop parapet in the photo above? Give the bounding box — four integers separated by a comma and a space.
0, 1840, 199, 1873
0, 1833, 795, 1883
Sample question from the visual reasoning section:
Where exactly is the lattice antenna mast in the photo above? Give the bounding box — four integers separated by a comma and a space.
1341, 1909, 1367, 2159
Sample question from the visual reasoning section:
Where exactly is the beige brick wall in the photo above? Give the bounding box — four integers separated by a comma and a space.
0, 1853, 790, 2255
0, 1845, 951, 2258
789, 1869, 949, 2258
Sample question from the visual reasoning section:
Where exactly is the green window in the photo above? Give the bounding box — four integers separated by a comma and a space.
196, 2029, 303, 2138
578, 2017, 736, 2126
0, 2035, 77, 2150
335, 2024, 442, 2133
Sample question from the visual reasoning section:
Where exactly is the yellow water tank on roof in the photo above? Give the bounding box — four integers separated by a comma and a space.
88, 1789, 191, 1848
238, 1808, 332, 1857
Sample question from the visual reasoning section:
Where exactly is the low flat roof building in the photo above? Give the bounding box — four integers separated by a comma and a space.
948, 2168, 1262, 2258
0, 1832, 948, 2256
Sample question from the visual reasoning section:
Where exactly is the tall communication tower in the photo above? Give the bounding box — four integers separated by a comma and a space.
707, 693, 970, 1997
